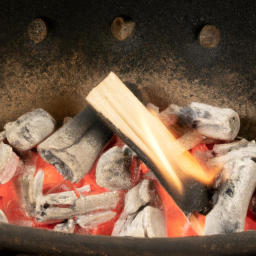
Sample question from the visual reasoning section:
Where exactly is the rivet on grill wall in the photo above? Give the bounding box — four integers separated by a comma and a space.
27, 18, 48, 43
111, 17, 136, 41
199, 25, 221, 49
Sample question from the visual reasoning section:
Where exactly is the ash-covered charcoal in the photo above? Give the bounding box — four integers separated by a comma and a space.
112, 179, 158, 236
161, 102, 240, 141
76, 210, 116, 229
0, 141, 19, 184
211, 139, 250, 156
36, 207, 74, 223
111, 211, 129, 236
36, 191, 120, 222
36, 191, 77, 213
14, 152, 38, 217
96, 145, 135, 190
38, 106, 113, 183
4, 109, 55, 151
205, 158, 256, 235
73, 191, 120, 214
32, 170, 44, 208
207, 140, 256, 168
124, 179, 153, 214
32, 170, 78, 213
0, 210, 8, 224
54, 219, 75, 233
76, 185, 90, 195
119, 206, 167, 238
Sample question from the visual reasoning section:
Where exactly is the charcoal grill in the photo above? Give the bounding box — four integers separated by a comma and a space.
1, 0, 256, 255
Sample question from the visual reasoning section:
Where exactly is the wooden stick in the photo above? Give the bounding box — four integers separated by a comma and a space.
86, 72, 211, 214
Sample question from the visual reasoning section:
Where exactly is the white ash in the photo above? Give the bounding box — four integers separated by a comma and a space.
32, 170, 45, 211
161, 102, 240, 141
96, 146, 134, 191
29, 170, 78, 214
14, 152, 38, 217
118, 214, 136, 236
124, 179, 152, 215
4, 109, 55, 151
0, 210, 8, 224
207, 140, 256, 168
73, 191, 120, 214
0, 141, 19, 184
119, 206, 167, 238
112, 179, 158, 236
76, 185, 90, 195
36, 191, 120, 222
54, 219, 75, 233
0, 131, 6, 141
76, 210, 116, 229
41, 191, 77, 208
111, 211, 129, 236
211, 139, 250, 156
205, 157, 256, 235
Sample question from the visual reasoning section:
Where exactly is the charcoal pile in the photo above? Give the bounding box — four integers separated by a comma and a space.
1, 73, 256, 238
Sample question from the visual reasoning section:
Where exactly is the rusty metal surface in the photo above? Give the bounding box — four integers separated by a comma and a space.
0, 0, 256, 140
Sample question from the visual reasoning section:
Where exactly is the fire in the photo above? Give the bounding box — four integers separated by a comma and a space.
87, 72, 217, 193
139, 106, 216, 193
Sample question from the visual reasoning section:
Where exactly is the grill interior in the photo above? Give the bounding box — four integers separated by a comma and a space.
1, 0, 256, 255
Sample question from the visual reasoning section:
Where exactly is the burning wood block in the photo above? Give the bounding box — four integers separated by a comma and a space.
96, 145, 134, 190
54, 219, 75, 233
0, 142, 19, 184
86, 72, 213, 214
0, 210, 8, 224
161, 102, 240, 141
4, 109, 55, 151
36, 191, 120, 222
38, 106, 113, 183
205, 158, 256, 235
76, 211, 116, 229
119, 206, 167, 238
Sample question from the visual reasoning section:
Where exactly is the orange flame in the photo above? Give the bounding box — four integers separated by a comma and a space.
86, 72, 217, 194
140, 110, 216, 193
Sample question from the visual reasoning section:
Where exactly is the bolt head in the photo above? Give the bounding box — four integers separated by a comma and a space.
111, 17, 136, 41
27, 19, 48, 43
199, 25, 220, 49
